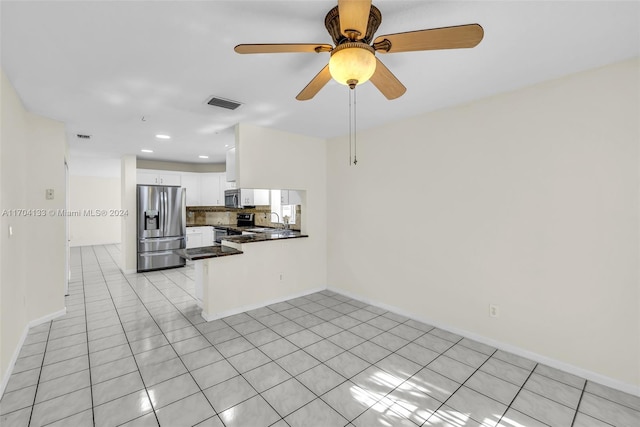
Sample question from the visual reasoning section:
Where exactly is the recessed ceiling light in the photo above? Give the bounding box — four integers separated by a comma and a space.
155, 134, 171, 140
224, 144, 229, 147
141, 149, 153, 153
198, 155, 209, 159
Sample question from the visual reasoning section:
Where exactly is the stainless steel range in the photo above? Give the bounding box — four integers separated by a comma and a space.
236, 213, 255, 227
214, 213, 255, 243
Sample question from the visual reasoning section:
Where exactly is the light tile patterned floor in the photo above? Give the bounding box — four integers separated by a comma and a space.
1, 245, 639, 426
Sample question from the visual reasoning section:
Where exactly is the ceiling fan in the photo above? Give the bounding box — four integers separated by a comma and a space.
234, 0, 484, 101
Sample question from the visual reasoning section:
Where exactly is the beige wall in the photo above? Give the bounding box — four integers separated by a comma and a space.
235, 123, 328, 297
1, 69, 67, 390
137, 159, 225, 173
327, 59, 640, 390
69, 176, 121, 246
121, 155, 137, 273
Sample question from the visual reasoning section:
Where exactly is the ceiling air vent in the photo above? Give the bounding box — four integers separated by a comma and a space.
76, 134, 91, 140
207, 96, 242, 110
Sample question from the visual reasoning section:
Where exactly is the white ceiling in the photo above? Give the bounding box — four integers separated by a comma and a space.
1, 1, 638, 164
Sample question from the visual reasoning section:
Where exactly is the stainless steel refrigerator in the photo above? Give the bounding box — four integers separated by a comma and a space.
137, 185, 186, 272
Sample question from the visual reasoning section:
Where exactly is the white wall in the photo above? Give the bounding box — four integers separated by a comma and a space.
69, 156, 121, 246
0, 69, 67, 391
327, 58, 639, 390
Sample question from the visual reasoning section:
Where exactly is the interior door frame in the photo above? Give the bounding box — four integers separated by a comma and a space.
64, 158, 70, 296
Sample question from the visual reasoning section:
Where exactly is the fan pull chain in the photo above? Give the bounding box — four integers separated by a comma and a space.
348, 87, 352, 166
353, 86, 357, 165
348, 86, 358, 166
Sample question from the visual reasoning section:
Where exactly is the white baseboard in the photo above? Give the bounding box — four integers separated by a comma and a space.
0, 308, 66, 399
327, 286, 640, 398
201, 287, 326, 322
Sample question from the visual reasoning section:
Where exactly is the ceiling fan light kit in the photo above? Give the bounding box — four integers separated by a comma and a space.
329, 42, 376, 88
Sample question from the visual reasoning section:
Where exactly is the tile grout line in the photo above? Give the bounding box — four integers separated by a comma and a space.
25, 320, 53, 426
570, 379, 588, 427
494, 362, 540, 427
365, 335, 471, 426
79, 246, 96, 427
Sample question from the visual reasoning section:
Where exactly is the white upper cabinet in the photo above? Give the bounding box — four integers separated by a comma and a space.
179, 172, 226, 207
137, 170, 181, 186
280, 190, 302, 205
201, 173, 225, 206
181, 173, 202, 206
254, 189, 270, 206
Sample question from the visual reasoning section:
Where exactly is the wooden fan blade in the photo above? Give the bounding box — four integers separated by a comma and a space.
369, 58, 406, 100
235, 44, 332, 54
296, 65, 332, 101
338, 0, 371, 40
373, 24, 484, 53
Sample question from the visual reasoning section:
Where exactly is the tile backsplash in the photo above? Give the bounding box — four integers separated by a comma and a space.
187, 205, 302, 231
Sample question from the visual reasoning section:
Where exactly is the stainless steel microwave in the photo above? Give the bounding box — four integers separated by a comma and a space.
224, 189, 256, 208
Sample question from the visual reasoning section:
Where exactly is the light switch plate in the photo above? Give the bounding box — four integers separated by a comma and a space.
46, 189, 54, 200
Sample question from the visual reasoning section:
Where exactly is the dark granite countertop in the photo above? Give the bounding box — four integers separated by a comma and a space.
222, 230, 307, 244
187, 224, 303, 234
186, 224, 235, 229
186, 224, 252, 232
174, 244, 243, 261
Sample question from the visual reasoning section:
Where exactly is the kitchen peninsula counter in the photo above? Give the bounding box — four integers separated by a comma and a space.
176, 229, 316, 322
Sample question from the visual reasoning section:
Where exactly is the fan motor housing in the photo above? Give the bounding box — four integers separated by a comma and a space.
324, 5, 382, 45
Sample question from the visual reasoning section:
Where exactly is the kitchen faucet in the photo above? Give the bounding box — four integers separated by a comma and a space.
269, 212, 283, 229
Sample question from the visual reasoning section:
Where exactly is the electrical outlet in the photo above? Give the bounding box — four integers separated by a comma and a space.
489, 304, 499, 318
279, 272, 284, 282
45, 188, 55, 200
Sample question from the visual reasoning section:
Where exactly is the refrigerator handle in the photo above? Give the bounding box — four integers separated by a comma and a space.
163, 190, 168, 234
160, 191, 165, 236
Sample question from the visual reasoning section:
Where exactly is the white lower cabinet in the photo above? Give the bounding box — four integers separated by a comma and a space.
186, 228, 203, 249
202, 227, 214, 246
186, 226, 214, 248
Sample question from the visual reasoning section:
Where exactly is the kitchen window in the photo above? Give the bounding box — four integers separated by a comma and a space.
270, 190, 296, 225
